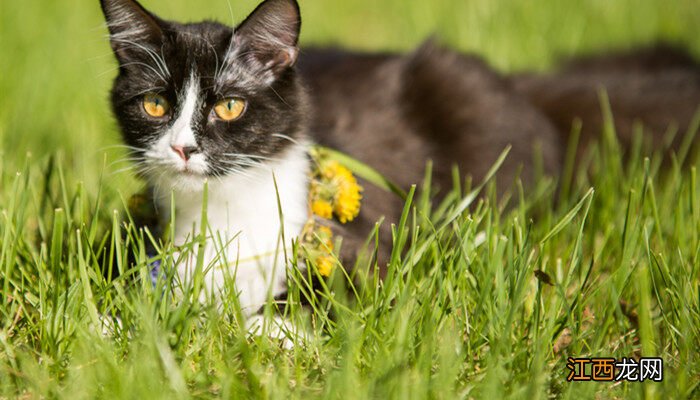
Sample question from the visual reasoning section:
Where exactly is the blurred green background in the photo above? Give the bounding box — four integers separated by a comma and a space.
1, 0, 699, 194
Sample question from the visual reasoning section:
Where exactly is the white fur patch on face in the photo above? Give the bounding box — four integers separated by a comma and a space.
169, 79, 200, 149
144, 76, 209, 191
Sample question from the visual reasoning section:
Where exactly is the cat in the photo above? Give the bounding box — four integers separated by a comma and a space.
101, 0, 311, 324
100, 0, 700, 323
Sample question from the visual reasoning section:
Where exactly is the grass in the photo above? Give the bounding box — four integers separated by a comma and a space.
1, 0, 699, 398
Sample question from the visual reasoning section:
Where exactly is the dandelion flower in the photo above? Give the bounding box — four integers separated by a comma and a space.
317, 225, 334, 251
315, 255, 334, 277
303, 149, 364, 278
311, 199, 333, 219
321, 161, 353, 182
317, 161, 363, 223
333, 179, 362, 223
335, 192, 361, 223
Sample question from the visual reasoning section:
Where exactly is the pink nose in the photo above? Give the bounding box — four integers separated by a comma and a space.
171, 145, 198, 162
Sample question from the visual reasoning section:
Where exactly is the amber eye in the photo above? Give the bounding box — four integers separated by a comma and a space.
214, 98, 246, 121
143, 93, 169, 118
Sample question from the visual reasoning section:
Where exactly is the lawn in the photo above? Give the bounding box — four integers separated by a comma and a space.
1, 0, 699, 398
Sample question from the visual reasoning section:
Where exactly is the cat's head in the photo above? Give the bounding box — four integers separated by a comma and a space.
101, 0, 305, 191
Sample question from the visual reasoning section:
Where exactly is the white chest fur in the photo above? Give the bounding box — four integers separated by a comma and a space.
156, 143, 310, 314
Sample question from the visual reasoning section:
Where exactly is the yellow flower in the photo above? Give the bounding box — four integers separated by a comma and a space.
311, 199, 333, 219
317, 226, 334, 251
333, 180, 362, 223
315, 255, 334, 277
320, 160, 340, 180
321, 161, 353, 182
303, 149, 365, 276
317, 160, 363, 223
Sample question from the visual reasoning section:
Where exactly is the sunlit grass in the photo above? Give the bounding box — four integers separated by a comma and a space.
1, 0, 699, 398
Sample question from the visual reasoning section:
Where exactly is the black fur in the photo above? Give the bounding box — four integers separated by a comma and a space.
300, 42, 700, 262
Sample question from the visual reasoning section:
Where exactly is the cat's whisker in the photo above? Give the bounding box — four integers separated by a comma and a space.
218, 163, 252, 173
223, 157, 263, 165
140, 164, 176, 173
142, 157, 174, 164
214, 175, 225, 186
240, 158, 262, 166
109, 153, 147, 160
149, 169, 173, 213
271, 133, 300, 145
219, 159, 263, 170
224, 0, 237, 30
108, 158, 146, 168
110, 160, 177, 178
85, 52, 121, 63
131, 86, 167, 98
107, 37, 168, 80
110, 38, 171, 80
99, 144, 146, 153
97, 65, 125, 78
118, 61, 168, 83
106, 47, 168, 83
266, 84, 291, 108
159, 43, 170, 80
221, 156, 281, 169
222, 153, 279, 162
135, 167, 164, 179
109, 165, 141, 176
214, 163, 257, 180
138, 160, 170, 169
225, 170, 255, 180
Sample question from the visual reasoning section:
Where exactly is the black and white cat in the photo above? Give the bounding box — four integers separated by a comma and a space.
100, 0, 700, 322
102, 0, 312, 319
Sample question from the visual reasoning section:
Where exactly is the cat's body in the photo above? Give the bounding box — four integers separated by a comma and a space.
298, 45, 564, 262
100, 0, 700, 322
514, 45, 700, 161
299, 43, 700, 262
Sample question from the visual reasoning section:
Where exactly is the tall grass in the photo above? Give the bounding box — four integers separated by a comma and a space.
1, 0, 699, 398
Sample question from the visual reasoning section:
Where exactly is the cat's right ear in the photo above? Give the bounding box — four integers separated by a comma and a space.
100, 0, 164, 64
232, 0, 301, 78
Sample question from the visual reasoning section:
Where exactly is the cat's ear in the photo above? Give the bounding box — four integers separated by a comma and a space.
233, 0, 301, 77
100, 0, 164, 63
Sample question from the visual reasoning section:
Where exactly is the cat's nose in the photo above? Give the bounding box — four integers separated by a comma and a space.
171, 145, 199, 162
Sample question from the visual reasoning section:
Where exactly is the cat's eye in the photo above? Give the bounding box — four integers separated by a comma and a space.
143, 93, 169, 118
214, 98, 246, 121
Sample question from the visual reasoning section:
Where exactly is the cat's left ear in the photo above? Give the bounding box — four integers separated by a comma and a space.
100, 0, 164, 64
233, 0, 301, 77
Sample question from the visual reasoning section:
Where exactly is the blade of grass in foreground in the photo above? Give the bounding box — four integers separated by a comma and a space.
540, 188, 594, 244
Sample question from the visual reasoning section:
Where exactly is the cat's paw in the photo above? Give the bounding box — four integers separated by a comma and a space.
96, 313, 124, 337
245, 314, 309, 350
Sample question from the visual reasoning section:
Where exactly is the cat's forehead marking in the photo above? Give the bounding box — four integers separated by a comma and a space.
168, 76, 201, 148
216, 46, 275, 91
176, 30, 217, 54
